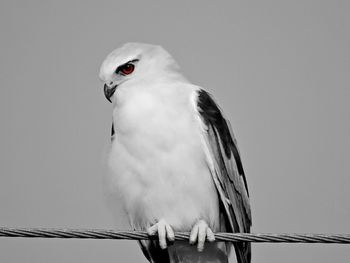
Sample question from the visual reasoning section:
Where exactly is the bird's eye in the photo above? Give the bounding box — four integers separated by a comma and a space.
117, 63, 135, 75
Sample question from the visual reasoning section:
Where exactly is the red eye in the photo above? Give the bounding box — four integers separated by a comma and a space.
119, 63, 135, 75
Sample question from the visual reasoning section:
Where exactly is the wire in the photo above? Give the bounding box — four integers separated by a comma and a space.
1, 227, 350, 244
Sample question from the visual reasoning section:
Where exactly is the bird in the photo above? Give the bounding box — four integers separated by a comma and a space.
99, 43, 251, 263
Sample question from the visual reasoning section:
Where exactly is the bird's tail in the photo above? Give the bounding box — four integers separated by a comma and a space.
233, 241, 251, 263
168, 241, 229, 263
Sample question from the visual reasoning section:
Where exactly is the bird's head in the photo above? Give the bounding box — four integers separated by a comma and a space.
99, 42, 181, 103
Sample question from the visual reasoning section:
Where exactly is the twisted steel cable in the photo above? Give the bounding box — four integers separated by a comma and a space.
1, 227, 350, 244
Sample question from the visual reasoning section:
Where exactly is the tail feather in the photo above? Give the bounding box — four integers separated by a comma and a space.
168, 241, 229, 263
233, 242, 251, 263
138, 240, 170, 263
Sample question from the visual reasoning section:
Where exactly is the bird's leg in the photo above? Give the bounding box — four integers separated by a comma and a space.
147, 219, 175, 249
189, 220, 215, 252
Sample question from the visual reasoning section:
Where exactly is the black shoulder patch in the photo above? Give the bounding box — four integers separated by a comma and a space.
111, 123, 115, 141
197, 89, 245, 177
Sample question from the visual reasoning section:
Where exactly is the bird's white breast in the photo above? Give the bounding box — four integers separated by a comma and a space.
107, 82, 220, 231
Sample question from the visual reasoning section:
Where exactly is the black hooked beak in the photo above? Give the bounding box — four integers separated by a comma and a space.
104, 84, 117, 103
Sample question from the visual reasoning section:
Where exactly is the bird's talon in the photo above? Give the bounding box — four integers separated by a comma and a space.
189, 220, 215, 252
147, 219, 174, 249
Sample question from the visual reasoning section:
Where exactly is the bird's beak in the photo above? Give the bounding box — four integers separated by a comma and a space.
104, 84, 117, 103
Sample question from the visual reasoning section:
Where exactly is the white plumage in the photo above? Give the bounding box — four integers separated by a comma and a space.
99, 43, 251, 263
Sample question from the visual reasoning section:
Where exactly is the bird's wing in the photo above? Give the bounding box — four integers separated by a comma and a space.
194, 89, 252, 263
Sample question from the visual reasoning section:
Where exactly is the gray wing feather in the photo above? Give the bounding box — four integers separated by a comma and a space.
196, 89, 252, 263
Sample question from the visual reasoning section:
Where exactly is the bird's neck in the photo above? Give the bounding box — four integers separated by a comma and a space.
110, 76, 194, 137
113, 74, 189, 106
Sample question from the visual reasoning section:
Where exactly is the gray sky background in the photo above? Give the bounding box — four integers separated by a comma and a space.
1, 1, 349, 262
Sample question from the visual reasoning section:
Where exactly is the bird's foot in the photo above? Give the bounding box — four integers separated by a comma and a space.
189, 220, 215, 252
147, 219, 175, 249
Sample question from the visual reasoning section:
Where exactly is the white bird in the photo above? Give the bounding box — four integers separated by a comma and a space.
99, 43, 251, 263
